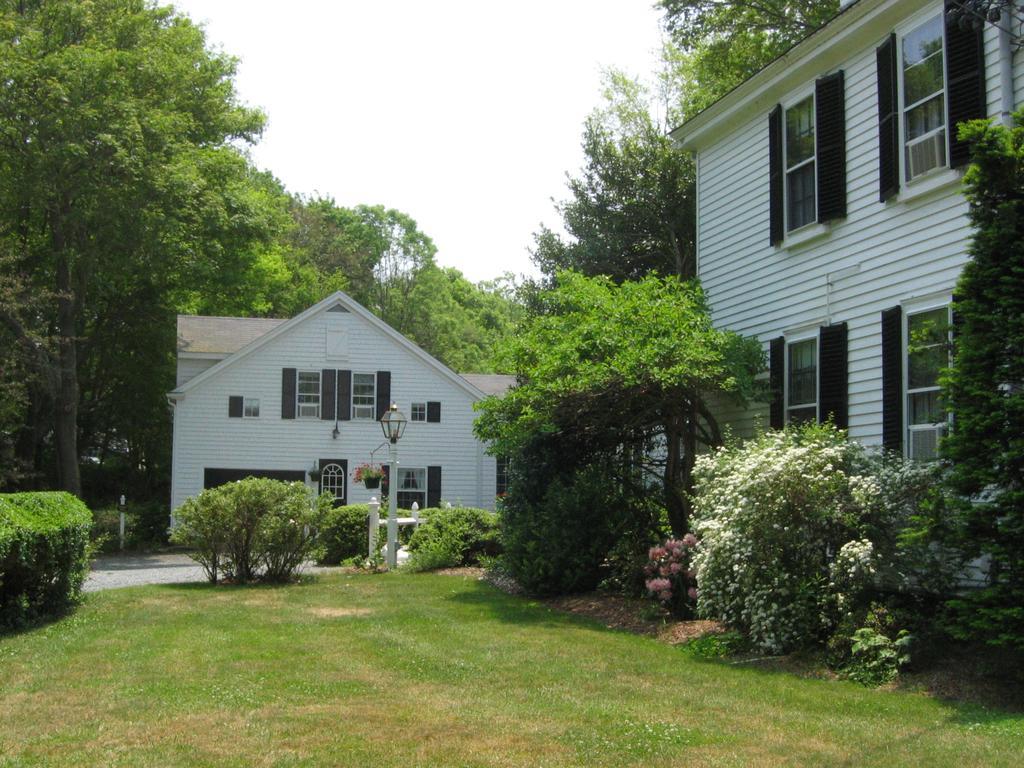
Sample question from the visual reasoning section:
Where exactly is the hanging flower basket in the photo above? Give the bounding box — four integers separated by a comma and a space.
308, 464, 322, 482
354, 462, 384, 489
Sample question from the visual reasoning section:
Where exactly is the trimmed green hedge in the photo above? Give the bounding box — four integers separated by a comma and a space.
317, 504, 370, 565
0, 492, 92, 629
407, 506, 501, 571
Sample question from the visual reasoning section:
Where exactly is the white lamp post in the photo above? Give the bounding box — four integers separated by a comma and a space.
380, 403, 407, 568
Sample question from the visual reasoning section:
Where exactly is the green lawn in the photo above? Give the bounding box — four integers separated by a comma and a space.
0, 572, 1021, 767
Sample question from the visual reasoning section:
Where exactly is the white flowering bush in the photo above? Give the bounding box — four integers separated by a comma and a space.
691, 423, 950, 654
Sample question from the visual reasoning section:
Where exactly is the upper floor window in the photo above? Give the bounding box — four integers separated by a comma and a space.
243, 398, 260, 418
787, 338, 818, 424
352, 373, 376, 420
906, 305, 950, 460
297, 371, 320, 419
785, 95, 816, 231
411, 402, 426, 422
902, 15, 946, 181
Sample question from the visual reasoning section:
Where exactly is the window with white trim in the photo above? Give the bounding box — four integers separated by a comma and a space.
352, 373, 376, 420
905, 305, 950, 460
786, 338, 817, 424
297, 371, 321, 419
243, 398, 260, 418
785, 95, 816, 231
902, 15, 946, 181
396, 467, 425, 510
496, 457, 510, 498
411, 402, 426, 422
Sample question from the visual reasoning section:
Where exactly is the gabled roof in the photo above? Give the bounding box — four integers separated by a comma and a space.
169, 291, 487, 401
669, 0, 920, 151
459, 374, 517, 396
177, 315, 287, 355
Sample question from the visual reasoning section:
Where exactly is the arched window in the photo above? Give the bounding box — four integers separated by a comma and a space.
320, 462, 346, 505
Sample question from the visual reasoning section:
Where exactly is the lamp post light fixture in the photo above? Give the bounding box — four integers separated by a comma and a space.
379, 403, 407, 567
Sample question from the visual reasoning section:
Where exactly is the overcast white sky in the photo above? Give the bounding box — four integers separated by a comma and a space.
170, 1, 666, 283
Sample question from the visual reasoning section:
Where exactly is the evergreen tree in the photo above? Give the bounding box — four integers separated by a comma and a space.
942, 111, 1024, 650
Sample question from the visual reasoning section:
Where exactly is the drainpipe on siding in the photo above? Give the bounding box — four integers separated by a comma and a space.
825, 264, 861, 325
1000, 9, 1015, 127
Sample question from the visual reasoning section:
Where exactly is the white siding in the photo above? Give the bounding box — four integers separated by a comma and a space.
695, 2, 1022, 446
176, 356, 220, 387
171, 304, 497, 513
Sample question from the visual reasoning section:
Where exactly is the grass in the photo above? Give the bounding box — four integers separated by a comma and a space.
0, 572, 1021, 767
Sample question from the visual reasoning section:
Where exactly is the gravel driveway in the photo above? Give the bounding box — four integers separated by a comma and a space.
85, 552, 337, 592
84, 552, 208, 592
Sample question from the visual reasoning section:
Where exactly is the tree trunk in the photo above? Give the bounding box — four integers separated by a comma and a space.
54, 244, 81, 496
663, 415, 689, 537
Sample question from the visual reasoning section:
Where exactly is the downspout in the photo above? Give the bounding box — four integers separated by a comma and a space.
999, 8, 1015, 127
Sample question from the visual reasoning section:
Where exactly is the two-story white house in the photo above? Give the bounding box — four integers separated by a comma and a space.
671, 0, 1022, 457
168, 291, 514, 514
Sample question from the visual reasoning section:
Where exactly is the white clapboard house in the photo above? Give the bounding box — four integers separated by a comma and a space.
168, 291, 514, 514
670, 0, 1022, 457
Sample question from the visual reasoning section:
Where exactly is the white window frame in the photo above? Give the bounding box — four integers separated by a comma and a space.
296, 371, 321, 419
902, 297, 952, 460
243, 398, 260, 418
351, 372, 376, 420
785, 332, 819, 425
396, 466, 426, 510
410, 402, 427, 422
898, 9, 948, 184
783, 91, 817, 233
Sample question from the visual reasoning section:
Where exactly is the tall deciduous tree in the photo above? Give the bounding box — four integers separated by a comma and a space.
532, 72, 695, 281
475, 271, 763, 537
941, 112, 1024, 650
0, 0, 266, 494
659, 0, 840, 119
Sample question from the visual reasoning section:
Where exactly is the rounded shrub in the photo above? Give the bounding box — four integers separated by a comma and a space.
0, 492, 92, 629
406, 506, 500, 571
318, 504, 370, 565
171, 478, 328, 583
691, 423, 951, 654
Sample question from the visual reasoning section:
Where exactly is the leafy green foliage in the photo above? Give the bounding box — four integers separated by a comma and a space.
0, 492, 92, 629
406, 506, 500, 572
476, 271, 763, 537
659, 1, 840, 119
940, 112, 1024, 651
533, 72, 695, 281
171, 479, 328, 583
679, 630, 749, 660
317, 504, 370, 566
844, 627, 913, 687
89, 501, 169, 553
691, 423, 954, 653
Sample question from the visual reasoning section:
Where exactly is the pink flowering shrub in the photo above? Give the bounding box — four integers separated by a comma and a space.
644, 535, 698, 617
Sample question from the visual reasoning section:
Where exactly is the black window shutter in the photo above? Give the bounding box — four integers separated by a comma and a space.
881, 307, 903, 453
768, 104, 784, 245
321, 369, 337, 421
228, 396, 243, 418
876, 33, 900, 202
769, 336, 785, 429
281, 368, 296, 419
944, 1, 986, 168
818, 323, 849, 429
337, 370, 351, 421
426, 401, 441, 423
815, 71, 847, 222
427, 466, 442, 508
376, 371, 391, 420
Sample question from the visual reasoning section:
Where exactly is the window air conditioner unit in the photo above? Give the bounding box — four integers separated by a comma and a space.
907, 133, 946, 179
909, 424, 946, 461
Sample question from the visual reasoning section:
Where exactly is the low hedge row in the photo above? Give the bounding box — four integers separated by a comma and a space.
0, 492, 92, 629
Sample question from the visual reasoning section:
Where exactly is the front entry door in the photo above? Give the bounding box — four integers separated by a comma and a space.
318, 459, 347, 506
